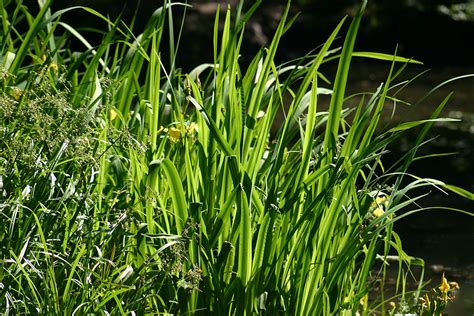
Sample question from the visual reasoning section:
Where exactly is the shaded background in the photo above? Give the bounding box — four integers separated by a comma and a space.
23, 0, 474, 313
47, 0, 474, 67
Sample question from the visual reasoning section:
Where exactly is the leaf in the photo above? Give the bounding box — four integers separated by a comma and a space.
443, 184, 474, 201
9, 0, 54, 73
187, 94, 235, 157
150, 159, 188, 234
2, 51, 15, 70
188, 63, 216, 80
388, 118, 459, 132
352, 51, 423, 64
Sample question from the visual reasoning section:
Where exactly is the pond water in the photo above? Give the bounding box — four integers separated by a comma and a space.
345, 62, 474, 314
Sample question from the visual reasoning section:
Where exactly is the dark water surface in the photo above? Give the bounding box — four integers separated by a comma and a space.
345, 63, 474, 314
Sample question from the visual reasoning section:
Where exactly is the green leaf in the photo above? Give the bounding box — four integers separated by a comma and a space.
150, 159, 188, 234
352, 51, 423, 64
388, 118, 459, 132
443, 184, 474, 201
9, 0, 53, 73
187, 94, 235, 157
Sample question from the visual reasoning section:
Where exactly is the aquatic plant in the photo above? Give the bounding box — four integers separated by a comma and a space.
1, 0, 472, 314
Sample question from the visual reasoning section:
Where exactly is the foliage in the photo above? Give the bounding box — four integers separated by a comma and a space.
0, 0, 472, 314
437, 1, 474, 21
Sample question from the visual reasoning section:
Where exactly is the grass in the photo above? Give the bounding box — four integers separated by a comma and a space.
1, 0, 472, 314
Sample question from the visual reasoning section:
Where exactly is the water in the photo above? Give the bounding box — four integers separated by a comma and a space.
346, 62, 474, 314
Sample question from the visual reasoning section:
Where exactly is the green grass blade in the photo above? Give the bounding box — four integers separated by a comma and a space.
150, 158, 188, 234
9, 0, 53, 73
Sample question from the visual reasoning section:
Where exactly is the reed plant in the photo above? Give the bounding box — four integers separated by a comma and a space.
1, 0, 472, 314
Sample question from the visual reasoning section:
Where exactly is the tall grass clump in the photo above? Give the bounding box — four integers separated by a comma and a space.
1, 0, 472, 314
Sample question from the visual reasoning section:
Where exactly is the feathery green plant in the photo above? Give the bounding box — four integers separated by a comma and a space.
1, 0, 472, 314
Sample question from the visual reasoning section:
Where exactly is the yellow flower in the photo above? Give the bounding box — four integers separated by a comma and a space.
168, 127, 182, 142
12, 87, 23, 101
110, 109, 118, 121
372, 207, 385, 218
48, 62, 59, 74
439, 272, 450, 294
370, 193, 389, 218
40, 54, 59, 74
375, 195, 388, 207
389, 301, 396, 309
187, 122, 199, 135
